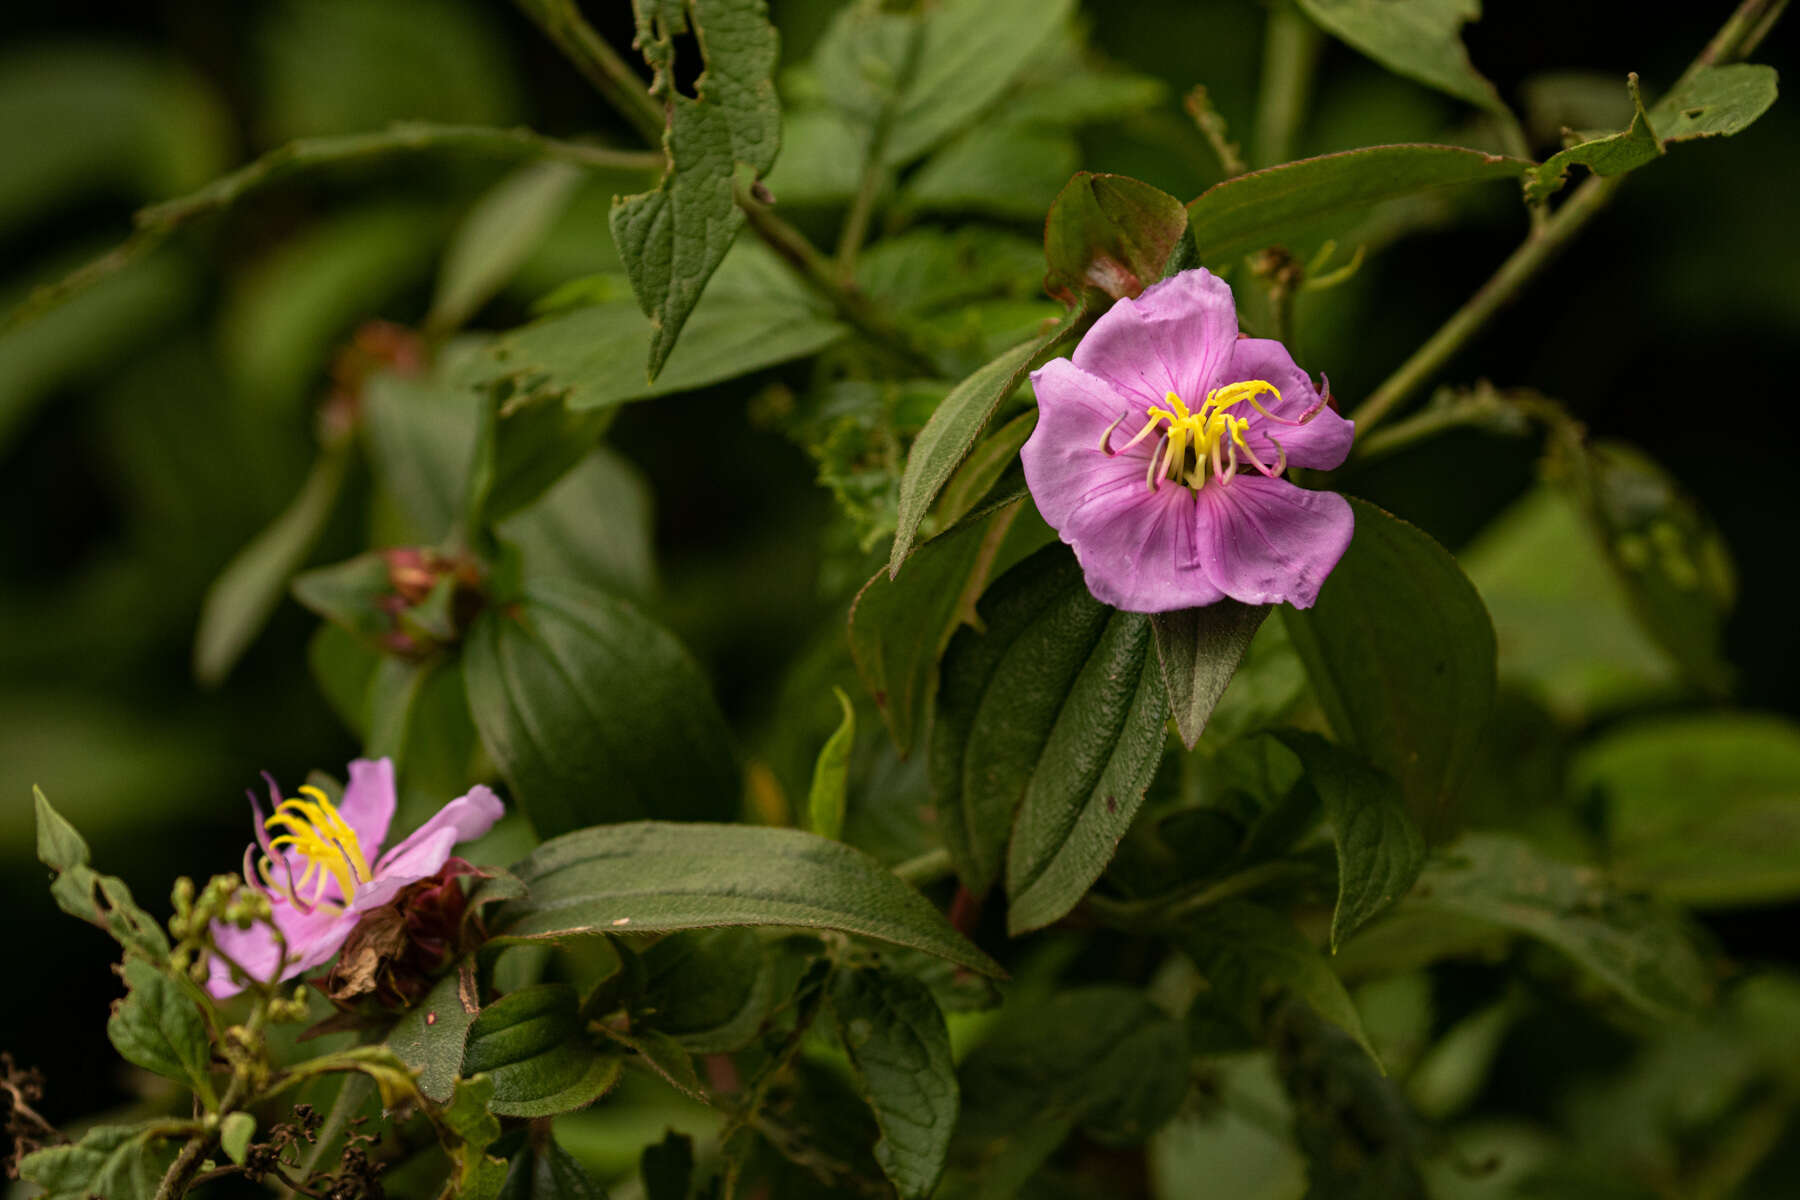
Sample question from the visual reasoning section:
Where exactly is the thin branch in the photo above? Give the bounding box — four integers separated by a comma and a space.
1253, 0, 1322, 169
1350, 0, 1787, 436
514, 0, 666, 146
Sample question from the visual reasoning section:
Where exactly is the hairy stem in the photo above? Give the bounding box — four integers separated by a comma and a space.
514, 0, 666, 146
1351, 0, 1787, 436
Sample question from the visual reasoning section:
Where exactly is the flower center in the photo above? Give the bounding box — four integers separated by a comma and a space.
1099, 380, 1287, 491
256, 785, 372, 909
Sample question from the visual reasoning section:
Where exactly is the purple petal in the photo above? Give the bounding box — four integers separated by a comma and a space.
1222, 339, 1354, 470
338, 758, 397, 858
1071, 269, 1238, 408
1024, 358, 1160, 532
1194, 476, 1355, 608
1061, 482, 1229, 613
204, 902, 353, 998
359, 786, 505, 908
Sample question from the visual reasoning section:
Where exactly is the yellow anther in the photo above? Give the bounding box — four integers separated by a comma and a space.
1125, 380, 1280, 490
262, 785, 371, 904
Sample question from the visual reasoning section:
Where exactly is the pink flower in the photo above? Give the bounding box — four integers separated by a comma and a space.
1022, 269, 1356, 612
206, 759, 503, 998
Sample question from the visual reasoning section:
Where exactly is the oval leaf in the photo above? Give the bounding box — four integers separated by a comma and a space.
1296, 0, 1508, 114
487, 822, 1004, 977
463, 578, 738, 836
462, 984, 623, 1118
1283, 498, 1496, 837
1043, 172, 1190, 306
1151, 600, 1270, 750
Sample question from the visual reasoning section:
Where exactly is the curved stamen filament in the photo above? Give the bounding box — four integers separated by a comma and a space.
1097, 409, 1130, 455
1118, 380, 1297, 491
259, 785, 371, 907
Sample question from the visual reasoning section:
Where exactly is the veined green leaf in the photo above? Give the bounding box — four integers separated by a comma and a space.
486, 822, 1003, 977
389, 961, 482, 1103
106, 960, 212, 1099
1523, 74, 1661, 203
462, 984, 623, 1117
1296, 0, 1507, 114
1151, 601, 1270, 751
1647, 62, 1779, 143
1044, 173, 1191, 308
463, 578, 738, 836
1284, 498, 1496, 838
1185, 144, 1528, 264
18, 1123, 177, 1200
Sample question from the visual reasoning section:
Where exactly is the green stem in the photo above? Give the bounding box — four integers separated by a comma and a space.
833, 19, 922, 275
5, 124, 660, 333
514, 0, 666, 146
737, 185, 940, 375
1253, 0, 1321, 168
1351, 0, 1787, 437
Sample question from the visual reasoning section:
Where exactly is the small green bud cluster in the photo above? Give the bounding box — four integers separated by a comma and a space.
167, 873, 269, 986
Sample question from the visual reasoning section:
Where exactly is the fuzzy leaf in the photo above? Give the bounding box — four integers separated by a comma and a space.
388, 960, 482, 1103
1283, 499, 1496, 838
18, 1123, 176, 1200
497, 1135, 610, 1200
33, 788, 169, 962
462, 984, 624, 1118
1043, 172, 1191, 307
463, 578, 738, 837
106, 959, 211, 1094
1151, 600, 1270, 751
486, 822, 1004, 977
830, 965, 959, 1199
637, 928, 774, 1052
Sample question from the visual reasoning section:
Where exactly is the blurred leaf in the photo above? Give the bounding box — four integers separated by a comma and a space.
935, 410, 1037, 528
1044, 173, 1192, 308
1185, 144, 1527, 264
257, 0, 519, 142
485, 822, 1004, 976
0, 44, 230, 233
1275, 732, 1425, 951
463, 578, 738, 836
498, 1135, 610, 1199
1296, 0, 1506, 114
851, 503, 1023, 757
1646, 63, 1780, 143
362, 352, 486, 544
612, 0, 781, 379
389, 961, 481, 1103
18, 1123, 176, 1200
0, 249, 200, 455
1524, 75, 1661, 203
1558, 439, 1734, 696
219, 1113, 256, 1167
1181, 901, 1376, 1061
930, 546, 1167, 928
441, 1074, 508, 1197
33, 788, 170, 963
637, 928, 774, 1052
1152, 601, 1270, 751
1284, 498, 1496, 838
292, 553, 395, 646
1408, 833, 1714, 1021
808, 687, 855, 841
486, 245, 844, 411
106, 959, 211, 1096
431, 161, 584, 333
193, 443, 351, 686
1575, 713, 1800, 908
462, 984, 623, 1118
855, 228, 1043, 319
1460, 485, 1678, 720
829, 965, 959, 1199
890, 308, 1084, 571
496, 447, 658, 606
640, 1131, 693, 1200
902, 124, 1077, 220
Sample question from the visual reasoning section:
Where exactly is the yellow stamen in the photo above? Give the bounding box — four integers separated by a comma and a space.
262, 785, 372, 904
1129, 382, 1280, 490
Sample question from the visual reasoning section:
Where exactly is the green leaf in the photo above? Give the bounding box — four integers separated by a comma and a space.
220, 1112, 256, 1167
389, 961, 482, 1103
902, 124, 1078, 221
1275, 732, 1426, 950
1043, 173, 1192, 307
1180, 900, 1376, 1061
807, 687, 855, 841
640, 1131, 695, 1200
291, 552, 396, 646
1524, 74, 1661, 203
613, 0, 781, 378
498, 1135, 610, 1200
852, 503, 1025, 757
1296, 0, 1507, 114
441, 1074, 508, 1198
929, 546, 1167, 928
33, 788, 169, 962
1151, 601, 1270, 751
430, 161, 584, 333
637, 928, 774, 1052
486, 822, 1004, 977
486, 246, 844, 412
18, 1123, 177, 1200
1283, 498, 1496, 837
1407, 833, 1714, 1020
1647, 62, 1780, 144
829, 965, 959, 1199
1574, 713, 1800, 908
889, 307, 1085, 573
1559, 439, 1735, 696
462, 984, 624, 1118
1185, 144, 1528, 264
106, 960, 211, 1097
463, 578, 738, 836
496, 447, 658, 606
